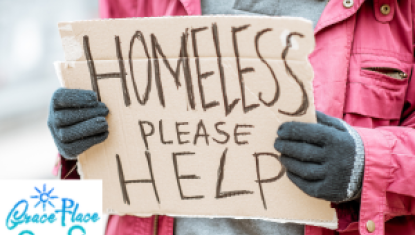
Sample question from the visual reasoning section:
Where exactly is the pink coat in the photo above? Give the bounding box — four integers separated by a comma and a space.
99, 0, 200, 18
97, 0, 415, 234
307, 0, 415, 234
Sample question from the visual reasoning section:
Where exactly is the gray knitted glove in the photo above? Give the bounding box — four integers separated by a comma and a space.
48, 88, 109, 160
274, 111, 364, 203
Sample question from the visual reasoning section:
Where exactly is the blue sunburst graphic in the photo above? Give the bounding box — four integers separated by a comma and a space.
30, 184, 58, 212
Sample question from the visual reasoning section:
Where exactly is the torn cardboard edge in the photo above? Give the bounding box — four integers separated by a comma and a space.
54, 62, 65, 87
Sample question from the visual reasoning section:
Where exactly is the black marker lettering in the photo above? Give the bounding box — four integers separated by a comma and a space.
139, 121, 154, 150
116, 153, 160, 205
279, 32, 309, 116
151, 30, 196, 109
234, 124, 254, 145
83, 35, 131, 106
216, 148, 254, 199
232, 25, 259, 113
173, 152, 204, 200
176, 122, 190, 145
129, 31, 152, 105
253, 153, 286, 210
212, 23, 240, 116
159, 120, 173, 145
191, 27, 220, 111
212, 122, 230, 144
151, 34, 166, 107
255, 29, 280, 107
150, 34, 181, 88
193, 119, 209, 145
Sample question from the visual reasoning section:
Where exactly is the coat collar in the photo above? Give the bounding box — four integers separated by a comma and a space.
315, 0, 365, 34
178, 0, 201, 15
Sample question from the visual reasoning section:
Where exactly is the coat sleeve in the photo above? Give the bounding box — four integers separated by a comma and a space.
352, 66, 415, 235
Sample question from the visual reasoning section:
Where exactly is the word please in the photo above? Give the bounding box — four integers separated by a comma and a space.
138, 119, 254, 150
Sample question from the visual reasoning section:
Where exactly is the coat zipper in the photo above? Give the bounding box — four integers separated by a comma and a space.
362, 67, 408, 79
153, 215, 159, 235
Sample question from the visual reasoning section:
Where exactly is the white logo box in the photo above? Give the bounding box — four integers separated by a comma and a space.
0, 180, 102, 235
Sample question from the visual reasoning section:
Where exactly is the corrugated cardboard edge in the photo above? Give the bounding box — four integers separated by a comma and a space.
54, 61, 78, 86
76, 157, 85, 179
54, 62, 65, 87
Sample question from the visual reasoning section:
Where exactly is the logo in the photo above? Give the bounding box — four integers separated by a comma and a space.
1, 180, 102, 235
31, 184, 58, 212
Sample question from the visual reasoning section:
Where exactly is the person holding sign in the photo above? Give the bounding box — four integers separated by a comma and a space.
48, 0, 415, 235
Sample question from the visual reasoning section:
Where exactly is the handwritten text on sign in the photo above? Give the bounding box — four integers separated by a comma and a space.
57, 16, 336, 227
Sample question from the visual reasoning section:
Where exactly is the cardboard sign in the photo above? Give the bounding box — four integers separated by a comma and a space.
56, 16, 337, 229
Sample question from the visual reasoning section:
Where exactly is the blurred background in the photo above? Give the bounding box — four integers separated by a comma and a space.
0, 0, 99, 179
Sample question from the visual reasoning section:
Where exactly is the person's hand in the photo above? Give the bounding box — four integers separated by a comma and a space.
274, 111, 364, 202
48, 88, 109, 159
